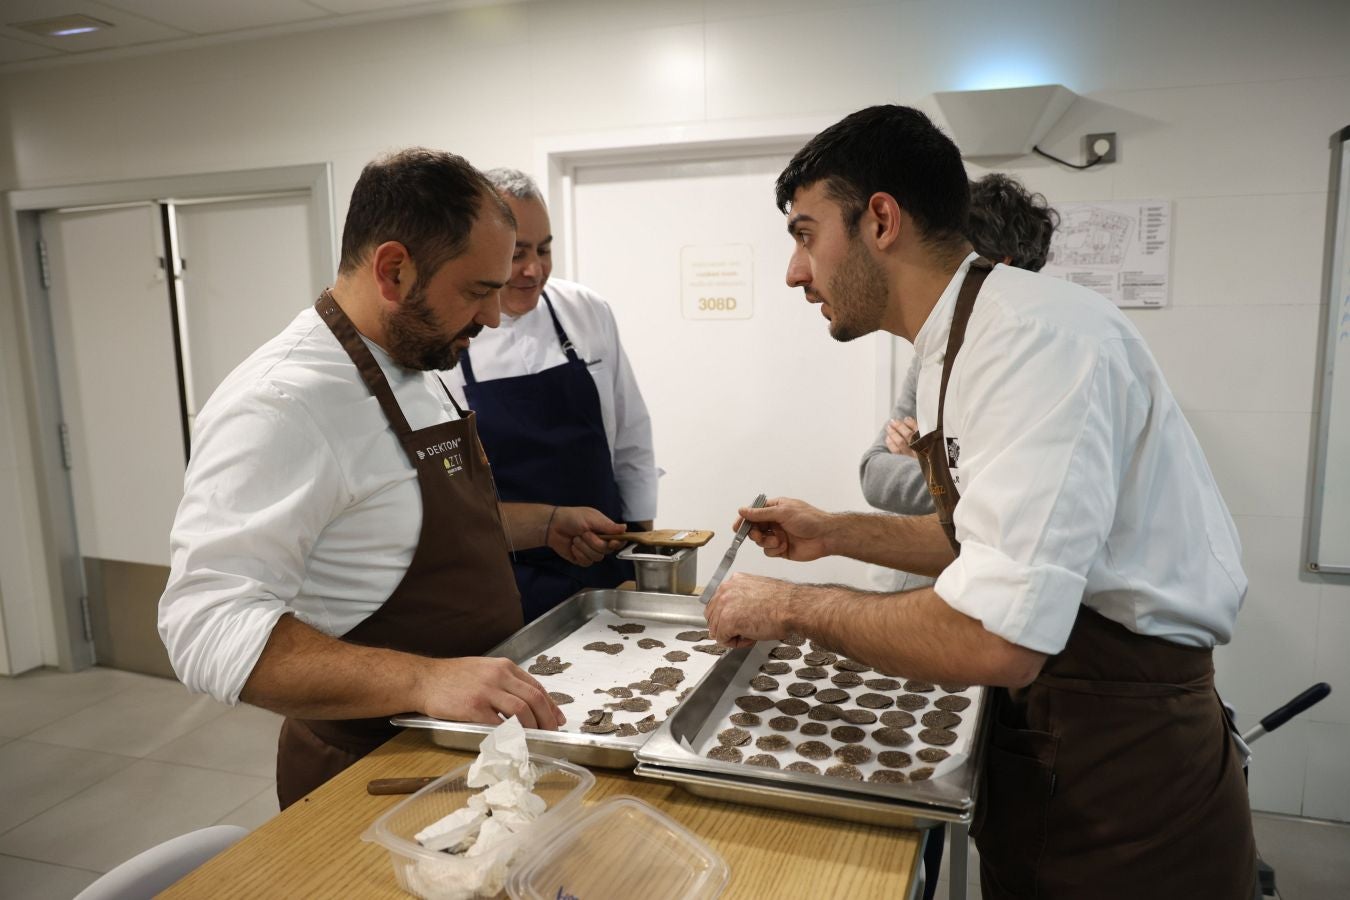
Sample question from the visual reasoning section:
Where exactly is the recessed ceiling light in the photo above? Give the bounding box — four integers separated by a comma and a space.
9, 14, 112, 38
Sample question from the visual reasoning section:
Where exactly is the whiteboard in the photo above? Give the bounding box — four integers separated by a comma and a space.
1310, 125, 1350, 574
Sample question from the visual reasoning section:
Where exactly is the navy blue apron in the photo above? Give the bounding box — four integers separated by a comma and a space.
460, 292, 633, 622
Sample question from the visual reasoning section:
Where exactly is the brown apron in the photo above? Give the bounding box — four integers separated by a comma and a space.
910, 261, 1257, 899
275, 292, 524, 809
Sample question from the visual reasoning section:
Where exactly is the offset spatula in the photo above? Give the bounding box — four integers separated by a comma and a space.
697, 494, 768, 605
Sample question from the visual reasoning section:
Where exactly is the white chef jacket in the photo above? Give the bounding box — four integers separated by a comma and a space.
158, 306, 464, 705
442, 278, 658, 522
917, 255, 1246, 655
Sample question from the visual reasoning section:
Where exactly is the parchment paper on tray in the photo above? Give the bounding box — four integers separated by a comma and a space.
689, 638, 980, 783
522, 610, 724, 741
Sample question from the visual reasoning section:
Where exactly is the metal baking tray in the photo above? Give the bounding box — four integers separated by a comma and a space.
393, 587, 714, 768
634, 642, 989, 828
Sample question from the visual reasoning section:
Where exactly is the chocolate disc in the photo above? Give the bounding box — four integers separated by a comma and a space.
547, 692, 574, 705
676, 629, 709, 642
835, 744, 873, 765
829, 725, 866, 743
614, 697, 652, 712
663, 650, 690, 662
909, 766, 934, 781
718, 727, 752, 747
785, 761, 821, 775
919, 727, 958, 746
840, 708, 878, 725
760, 661, 792, 675
795, 666, 829, 680
750, 675, 780, 692
775, 697, 811, 716
880, 710, 917, 728
609, 622, 645, 634
877, 750, 913, 769
528, 655, 570, 675
939, 684, 969, 693
936, 695, 972, 712
769, 645, 802, 660
830, 672, 863, 688
734, 695, 774, 713
869, 769, 907, 783
768, 715, 799, 732
895, 694, 929, 711
807, 703, 843, 722
795, 740, 833, 760
637, 638, 665, 649
917, 748, 951, 763
616, 723, 639, 737
756, 734, 791, 752
707, 745, 742, 763
922, 710, 961, 729
746, 753, 781, 768
803, 651, 837, 666
825, 763, 864, 781
799, 722, 828, 736
903, 679, 935, 693
581, 722, 619, 734
786, 682, 817, 698
814, 688, 850, 704
834, 659, 871, 673
636, 719, 661, 734
864, 678, 902, 691
856, 693, 894, 710
730, 712, 762, 727
651, 667, 686, 686
873, 726, 913, 747
781, 634, 807, 646
597, 686, 633, 698
692, 643, 728, 655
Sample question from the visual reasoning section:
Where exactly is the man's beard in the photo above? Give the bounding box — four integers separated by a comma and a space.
824, 237, 888, 343
384, 281, 481, 371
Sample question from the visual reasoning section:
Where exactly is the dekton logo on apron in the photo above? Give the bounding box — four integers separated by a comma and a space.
416, 437, 463, 460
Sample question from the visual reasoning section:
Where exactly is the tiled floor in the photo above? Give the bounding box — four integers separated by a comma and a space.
1, 666, 1347, 899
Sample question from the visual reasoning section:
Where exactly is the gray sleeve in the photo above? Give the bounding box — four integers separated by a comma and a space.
858, 356, 935, 516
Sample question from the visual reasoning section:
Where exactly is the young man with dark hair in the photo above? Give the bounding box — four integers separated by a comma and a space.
159, 148, 625, 807
706, 106, 1256, 898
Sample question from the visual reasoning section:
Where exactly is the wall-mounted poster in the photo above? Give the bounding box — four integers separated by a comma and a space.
1041, 199, 1172, 308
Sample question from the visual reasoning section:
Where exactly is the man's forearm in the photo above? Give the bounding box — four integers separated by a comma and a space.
825, 512, 954, 576
500, 502, 554, 551
786, 585, 1044, 687
240, 614, 426, 719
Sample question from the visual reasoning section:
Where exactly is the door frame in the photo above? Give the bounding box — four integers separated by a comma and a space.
2, 163, 335, 672
533, 117, 897, 456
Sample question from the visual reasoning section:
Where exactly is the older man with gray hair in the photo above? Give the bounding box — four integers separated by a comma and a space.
442, 168, 659, 622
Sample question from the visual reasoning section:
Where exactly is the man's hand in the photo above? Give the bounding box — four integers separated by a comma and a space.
736, 497, 836, 562
705, 573, 799, 647
414, 656, 565, 730
885, 416, 919, 457
548, 506, 626, 566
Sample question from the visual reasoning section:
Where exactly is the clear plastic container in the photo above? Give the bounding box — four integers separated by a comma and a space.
362, 754, 595, 900
507, 796, 729, 900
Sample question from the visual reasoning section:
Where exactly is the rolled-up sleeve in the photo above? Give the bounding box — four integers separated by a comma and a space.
859, 355, 934, 516
159, 383, 346, 704
933, 318, 1126, 655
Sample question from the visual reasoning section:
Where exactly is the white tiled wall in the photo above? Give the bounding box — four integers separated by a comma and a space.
0, 0, 1348, 818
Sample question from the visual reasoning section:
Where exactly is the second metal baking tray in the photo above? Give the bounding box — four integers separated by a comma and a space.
635, 641, 989, 828
393, 587, 714, 768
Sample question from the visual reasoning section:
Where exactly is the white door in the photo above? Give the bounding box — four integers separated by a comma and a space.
571, 154, 884, 588
175, 193, 316, 430
42, 205, 185, 568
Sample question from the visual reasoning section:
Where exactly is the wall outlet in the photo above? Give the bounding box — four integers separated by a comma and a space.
1086, 132, 1118, 164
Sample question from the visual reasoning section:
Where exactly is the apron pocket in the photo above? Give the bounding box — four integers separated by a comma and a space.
973, 715, 1058, 897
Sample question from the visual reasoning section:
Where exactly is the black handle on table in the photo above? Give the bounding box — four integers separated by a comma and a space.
1259, 682, 1331, 733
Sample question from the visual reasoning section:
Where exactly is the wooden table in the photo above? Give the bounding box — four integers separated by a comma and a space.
161, 729, 923, 899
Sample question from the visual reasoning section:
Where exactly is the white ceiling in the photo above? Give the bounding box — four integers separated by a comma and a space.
0, 0, 521, 67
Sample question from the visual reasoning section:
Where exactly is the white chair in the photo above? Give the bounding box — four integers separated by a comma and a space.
73, 824, 248, 900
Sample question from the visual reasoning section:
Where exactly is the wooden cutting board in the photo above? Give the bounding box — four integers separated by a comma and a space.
620, 529, 714, 548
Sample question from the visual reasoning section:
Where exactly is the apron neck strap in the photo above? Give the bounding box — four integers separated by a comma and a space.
315, 291, 414, 436
541, 291, 581, 363
936, 258, 994, 431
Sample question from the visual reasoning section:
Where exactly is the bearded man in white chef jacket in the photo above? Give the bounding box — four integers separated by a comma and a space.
442, 169, 659, 624
703, 106, 1258, 899
159, 149, 629, 808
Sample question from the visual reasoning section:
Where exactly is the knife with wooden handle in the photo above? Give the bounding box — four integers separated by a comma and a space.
620, 529, 715, 549
697, 494, 767, 605
366, 777, 437, 795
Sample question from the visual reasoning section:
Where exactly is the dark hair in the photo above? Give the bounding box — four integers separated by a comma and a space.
338, 148, 514, 278
967, 173, 1059, 272
775, 105, 969, 247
